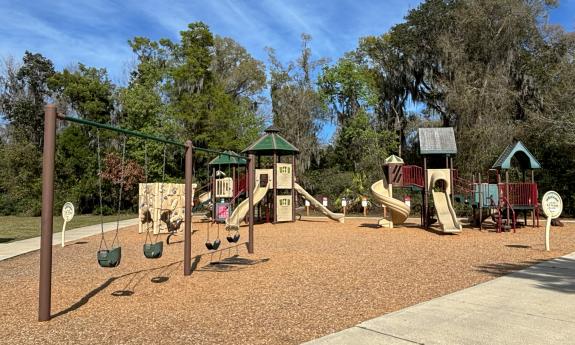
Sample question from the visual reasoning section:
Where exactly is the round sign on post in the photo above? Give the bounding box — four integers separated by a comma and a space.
304, 200, 310, 207
541, 191, 563, 251
61, 202, 75, 247
341, 198, 347, 207
322, 197, 328, 207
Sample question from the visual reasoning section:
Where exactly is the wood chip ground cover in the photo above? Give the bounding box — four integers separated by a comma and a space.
1, 218, 574, 345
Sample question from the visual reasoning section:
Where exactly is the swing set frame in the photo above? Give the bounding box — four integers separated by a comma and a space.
39, 104, 256, 321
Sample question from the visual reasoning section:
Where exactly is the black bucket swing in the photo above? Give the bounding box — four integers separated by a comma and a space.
205, 221, 221, 250
142, 143, 164, 259
96, 132, 124, 268
226, 228, 240, 243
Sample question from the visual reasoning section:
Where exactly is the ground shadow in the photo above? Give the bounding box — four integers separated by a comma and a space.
359, 223, 381, 229
52, 260, 183, 319
505, 244, 531, 249
0, 238, 15, 243
200, 255, 270, 272
475, 257, 575, 293
71, 241, 88, 245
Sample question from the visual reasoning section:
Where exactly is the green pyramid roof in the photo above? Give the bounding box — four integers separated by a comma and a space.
209, 150, 247, 166
384, 154, 404, 165
242, 126, 299, 154
492, 141, 541, 170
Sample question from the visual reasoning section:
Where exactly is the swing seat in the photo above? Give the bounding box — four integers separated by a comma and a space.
143, 241, 163, 259
232, 233, 240, 243
205, 241, 214, 250
212, 239, 221, 250
98, 247, 122, 268
226, 235, 234, 243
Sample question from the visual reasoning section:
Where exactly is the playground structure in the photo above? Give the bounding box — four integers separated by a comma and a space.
458, 141, 541, 232
225, 126, 344, 230
419, 128, 462, 233
371, 128, 461, 233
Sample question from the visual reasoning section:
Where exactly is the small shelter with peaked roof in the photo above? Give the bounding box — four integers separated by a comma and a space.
242, 126, 299, 223
492, 141, 541, 171
207, 150, 248, 222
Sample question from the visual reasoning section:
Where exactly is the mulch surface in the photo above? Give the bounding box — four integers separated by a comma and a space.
1, 218, 574, 345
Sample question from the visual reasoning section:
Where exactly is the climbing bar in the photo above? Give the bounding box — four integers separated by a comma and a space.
57, 115, 186, 148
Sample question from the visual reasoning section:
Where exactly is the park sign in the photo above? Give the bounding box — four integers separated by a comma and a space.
62, 202, 75, 222
542, 191, 562, 219
61, 202, 75, 247
541, 191, 563, 251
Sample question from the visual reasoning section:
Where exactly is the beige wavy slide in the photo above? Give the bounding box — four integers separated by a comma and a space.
294, 183, 344, 223
370, 178, 410, 227
225, 181, 271, 230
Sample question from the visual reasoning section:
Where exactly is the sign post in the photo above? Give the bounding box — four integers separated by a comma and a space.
361, 197, 368, 216
341, 198, 347, 216
305, 200, 310, 216
541, 191, 562, 251
61, 202, 75, 247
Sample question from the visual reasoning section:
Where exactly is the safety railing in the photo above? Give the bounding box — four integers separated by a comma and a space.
402, 165, 424, 188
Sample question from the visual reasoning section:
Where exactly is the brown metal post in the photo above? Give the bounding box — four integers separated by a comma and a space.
184, 141, 193, 276
423, 157, 428, 228
506, 170, 510, 229
39, 104, 57, 321
232, 166, 236, 208
450, 157, 454, 204
248, 154, 255, 253
478, 172, 482, 230
273, 152, 277, 223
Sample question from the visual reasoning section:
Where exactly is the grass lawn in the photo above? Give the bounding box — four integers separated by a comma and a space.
0, 214, 137, 243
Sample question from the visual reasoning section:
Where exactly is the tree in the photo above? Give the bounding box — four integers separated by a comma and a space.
268, 34, 329, 173
49, 64, 115, 123
123, 23, 266, 151
0, 52, 55, 147
318, 53, 376, 126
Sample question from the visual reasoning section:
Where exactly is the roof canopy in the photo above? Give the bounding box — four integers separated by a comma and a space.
242, 126, 299, 155
492, 141, 541, 170
209, 150, 247, 166
418, 127, 457, 155
384, 154, 404, 165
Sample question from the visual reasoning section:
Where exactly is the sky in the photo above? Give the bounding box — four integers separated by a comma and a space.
1, 0, 574, 140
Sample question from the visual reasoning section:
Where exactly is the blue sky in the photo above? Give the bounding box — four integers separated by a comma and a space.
1, 0, 574, 141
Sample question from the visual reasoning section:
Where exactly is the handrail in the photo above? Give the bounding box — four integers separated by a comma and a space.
498, 196, 516, 233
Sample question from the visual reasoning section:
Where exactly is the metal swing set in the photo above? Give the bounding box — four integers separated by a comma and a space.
38, 104, 257, 321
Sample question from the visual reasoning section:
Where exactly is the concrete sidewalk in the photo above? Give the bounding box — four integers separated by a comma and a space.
0, 218, 138, 261
304, 252, 575, 345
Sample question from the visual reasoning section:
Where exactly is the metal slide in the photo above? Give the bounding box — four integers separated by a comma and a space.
293, 183, 344, 223
370, 178, 410, 226
225, 181, 271, 230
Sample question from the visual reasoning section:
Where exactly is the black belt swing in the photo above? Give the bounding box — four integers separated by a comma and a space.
96, 131, 124, 268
